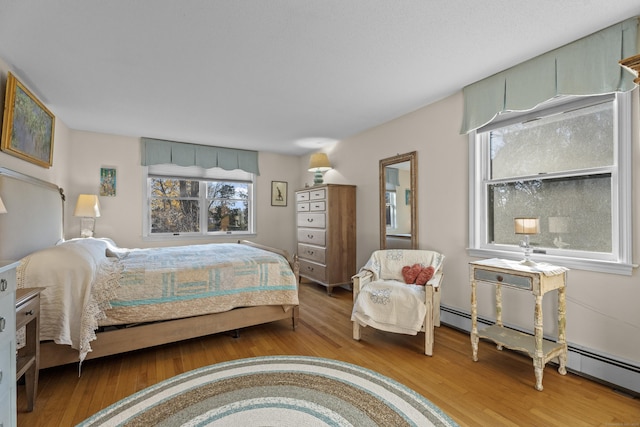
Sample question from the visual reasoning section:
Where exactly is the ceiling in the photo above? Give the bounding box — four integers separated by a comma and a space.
0, 2, 638, 156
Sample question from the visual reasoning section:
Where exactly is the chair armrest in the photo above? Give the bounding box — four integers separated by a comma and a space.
352, 270, 374, 296
427, 272, 444, 289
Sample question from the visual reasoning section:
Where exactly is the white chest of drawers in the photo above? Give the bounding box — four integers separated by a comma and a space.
0, 261, 19, 427
296, 184, 356, 295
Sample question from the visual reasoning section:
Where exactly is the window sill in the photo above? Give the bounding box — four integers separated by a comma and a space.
143, 233, 257, 243
467, 248, 636, 276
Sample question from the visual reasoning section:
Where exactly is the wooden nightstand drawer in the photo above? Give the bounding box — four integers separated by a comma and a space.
16, 293, 40, 329
474, 268, 532, 290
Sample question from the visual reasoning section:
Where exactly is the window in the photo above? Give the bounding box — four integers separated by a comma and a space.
469, 92, 633, 275
385, 190, 397, 229
144, 165, 255, 238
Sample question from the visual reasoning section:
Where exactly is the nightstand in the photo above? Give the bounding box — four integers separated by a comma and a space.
469, 258, 568, 391
16, 287, 44, 412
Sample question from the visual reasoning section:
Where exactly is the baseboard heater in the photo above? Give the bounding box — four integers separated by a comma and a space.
439, 305, 640, 397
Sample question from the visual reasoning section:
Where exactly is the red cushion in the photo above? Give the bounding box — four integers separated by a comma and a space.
402, 264, 422, 284
415, 266, 435, 285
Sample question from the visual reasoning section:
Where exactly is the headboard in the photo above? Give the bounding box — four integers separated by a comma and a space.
0, 167, 65, 261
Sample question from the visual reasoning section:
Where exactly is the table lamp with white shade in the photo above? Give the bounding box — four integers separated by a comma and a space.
74, 194, 101, 237
514, 217, 540, 266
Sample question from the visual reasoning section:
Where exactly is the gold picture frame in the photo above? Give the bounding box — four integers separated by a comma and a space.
1, 72, 55, 168
271, 181, 287, 206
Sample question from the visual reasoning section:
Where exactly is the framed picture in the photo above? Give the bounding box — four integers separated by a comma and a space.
100, 167, 117, 197
271, 181, 287, 206
1, 72, 55, 168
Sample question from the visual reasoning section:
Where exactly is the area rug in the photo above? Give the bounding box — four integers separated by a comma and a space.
77, 355, 459, 426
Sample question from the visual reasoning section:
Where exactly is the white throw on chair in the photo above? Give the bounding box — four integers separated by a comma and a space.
351, 249, 445, 356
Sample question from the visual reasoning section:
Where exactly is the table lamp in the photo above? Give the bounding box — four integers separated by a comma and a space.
74, 194, 101, 237
308, 153, 332, 185
514, 217, 539, 266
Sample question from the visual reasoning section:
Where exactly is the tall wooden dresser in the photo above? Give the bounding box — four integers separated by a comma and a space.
0, 261, 19, 427
296, 184, 356, 295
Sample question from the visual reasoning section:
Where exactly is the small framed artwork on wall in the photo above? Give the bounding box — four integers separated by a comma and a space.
271, 181, 287, 206
100, 167, 117, 197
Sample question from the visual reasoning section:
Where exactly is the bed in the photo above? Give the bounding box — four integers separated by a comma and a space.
0, 167, 299, 369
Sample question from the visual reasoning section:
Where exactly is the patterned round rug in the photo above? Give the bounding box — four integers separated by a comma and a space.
78, 355, 459, 426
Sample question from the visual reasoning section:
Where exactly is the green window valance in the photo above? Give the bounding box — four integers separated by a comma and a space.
385, 167, 400, 187
141, 138, 260, 175
460, 17, 638, 134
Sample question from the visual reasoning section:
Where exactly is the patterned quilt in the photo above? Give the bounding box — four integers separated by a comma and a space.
102, 243, 299, 325
18, 239, 298, 364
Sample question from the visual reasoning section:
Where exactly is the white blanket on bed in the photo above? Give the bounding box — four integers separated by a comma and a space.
16, 238, 120, 364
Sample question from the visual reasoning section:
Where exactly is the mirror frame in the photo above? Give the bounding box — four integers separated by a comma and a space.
379, 151, 417, 249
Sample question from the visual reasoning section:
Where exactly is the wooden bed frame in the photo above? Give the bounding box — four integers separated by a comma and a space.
0, 167, 299, 369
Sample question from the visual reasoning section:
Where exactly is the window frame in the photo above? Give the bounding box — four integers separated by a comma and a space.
468, 92, 633, 275
142, 165, 257, 241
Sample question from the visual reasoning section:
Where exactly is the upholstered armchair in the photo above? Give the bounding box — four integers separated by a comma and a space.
351, 249, 445, 356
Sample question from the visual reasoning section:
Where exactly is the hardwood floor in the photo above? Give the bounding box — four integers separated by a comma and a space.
18, 280, 639, 426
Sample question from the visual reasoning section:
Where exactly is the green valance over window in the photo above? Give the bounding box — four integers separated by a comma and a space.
141, 138, 260, 175
385, 167, 400, 187
460, 17, 638, 134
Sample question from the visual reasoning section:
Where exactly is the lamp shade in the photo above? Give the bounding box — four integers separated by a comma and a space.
514, 217, 539, 235
0, 196, 6, 214
74, 194, 101, 217
308, 153, 332, 172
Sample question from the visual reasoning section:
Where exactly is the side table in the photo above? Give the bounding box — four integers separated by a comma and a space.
16, 288, 44, 412
469, 259, 568, 391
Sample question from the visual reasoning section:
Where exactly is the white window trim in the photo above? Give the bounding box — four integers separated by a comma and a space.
141, 165, 257, 241
468, 92, 634, 275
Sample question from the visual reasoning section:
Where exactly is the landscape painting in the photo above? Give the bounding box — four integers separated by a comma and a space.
1, 72, 55, 168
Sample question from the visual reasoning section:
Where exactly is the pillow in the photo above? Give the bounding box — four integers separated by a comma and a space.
415, 266, 435, 286
402, 263, 422, 284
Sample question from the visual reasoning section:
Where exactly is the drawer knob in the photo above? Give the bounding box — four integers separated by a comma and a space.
307, 250, 314, 255
25, 309, 34, 316
0, 278, 6, 291
307, 266, 314, 271
307, 234, 314, 239
497, 275, 504, 282
0, 317, 5, 332
307, 218, 314, 222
